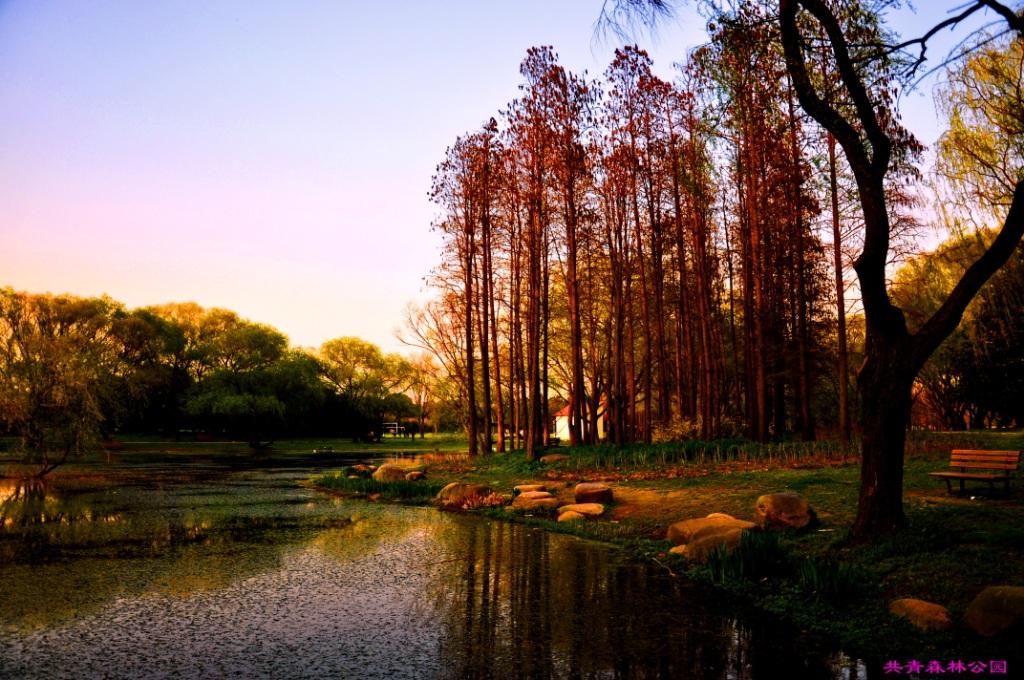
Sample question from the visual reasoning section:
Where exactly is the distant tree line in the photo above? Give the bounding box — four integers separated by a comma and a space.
0, 290, 454, 472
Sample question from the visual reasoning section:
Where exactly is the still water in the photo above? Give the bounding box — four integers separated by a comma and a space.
0, 461, 864, 679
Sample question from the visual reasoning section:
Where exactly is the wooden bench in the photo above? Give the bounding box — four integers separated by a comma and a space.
928, 449, 1020, 495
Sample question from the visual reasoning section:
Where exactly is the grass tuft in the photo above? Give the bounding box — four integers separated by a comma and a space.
313, 473, 445, 501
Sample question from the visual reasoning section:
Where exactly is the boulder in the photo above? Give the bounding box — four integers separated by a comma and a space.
405, 471, 426, 481
666, 516, 756, 545
509, 495, 560, 512
690, 522, 754, 544
754, 492, 814, 530
964, 586, 1024, 636
889, 599, 953, 632
436, 483, 494, 509
557, 503, 605, 517
514, 484, 548, 494
372, 464, 410, 482
351, 464, 373, 473
669, 545, 687, 555
540, 454, 569, 464
682, 527, 745, 563
574, 482, 613, 504
558, 511, 586, 523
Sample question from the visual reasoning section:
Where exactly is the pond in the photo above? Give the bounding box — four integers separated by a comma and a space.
0, 459, 866, 679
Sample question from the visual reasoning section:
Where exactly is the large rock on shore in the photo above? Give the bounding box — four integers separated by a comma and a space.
557, 503, 605, 517
514, 484, 547, 495
558, 511, 585, 523
574, 483, 613, 504
666, 514, 756, 545
436, 483, 494, 509
372, 464, 410, 482
889, 599, 953, 632
405, 471, 426, 481
510, 490, 560, 512
964, 586, 1024, 636
754, 493, 814, 530
681, 527, 746, 563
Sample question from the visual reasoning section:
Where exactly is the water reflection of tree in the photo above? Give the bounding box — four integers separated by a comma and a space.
429, 517, 847, 679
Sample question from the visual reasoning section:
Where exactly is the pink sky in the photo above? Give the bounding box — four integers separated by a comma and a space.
0, 2, 972, 352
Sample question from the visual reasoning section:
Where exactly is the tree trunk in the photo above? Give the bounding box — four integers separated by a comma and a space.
854, 348, 913, 536
828, 132, 852, 442
464, 213, 479, 458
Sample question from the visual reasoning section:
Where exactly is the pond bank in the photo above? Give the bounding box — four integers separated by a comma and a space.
316, 435, 1024, 668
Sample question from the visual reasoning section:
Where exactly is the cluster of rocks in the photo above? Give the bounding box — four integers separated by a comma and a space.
504, 481, 615, 520
665, 492, 814, 563
890, 586, 1024, 636
432, 478, 616, 518
556, 483, 613, 522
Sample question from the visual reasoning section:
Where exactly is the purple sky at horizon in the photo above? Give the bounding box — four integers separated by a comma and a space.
0, 1, 985, 353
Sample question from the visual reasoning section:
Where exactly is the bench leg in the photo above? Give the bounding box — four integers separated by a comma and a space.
944, 478, 952, 494
959, 478, 965, 494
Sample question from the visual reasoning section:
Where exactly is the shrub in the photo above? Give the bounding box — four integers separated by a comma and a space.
797, 558, 869, 604
461, 492, 509, 511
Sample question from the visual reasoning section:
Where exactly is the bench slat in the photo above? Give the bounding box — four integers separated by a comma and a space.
951, 449, 1020, 455
930, 472, 1012, 480
949, 461, 1018, 470
951, 449, 1020, 458
950, 450, 1018, 454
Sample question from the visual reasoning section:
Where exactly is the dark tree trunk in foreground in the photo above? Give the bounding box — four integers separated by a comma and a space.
855, 345, 914, 535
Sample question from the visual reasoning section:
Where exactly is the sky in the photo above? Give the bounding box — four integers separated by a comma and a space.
0, 1, 992, 353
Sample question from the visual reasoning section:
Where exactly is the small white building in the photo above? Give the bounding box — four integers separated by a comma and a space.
553, 404, 607, 442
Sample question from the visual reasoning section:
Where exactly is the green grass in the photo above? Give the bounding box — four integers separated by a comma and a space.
533, 438, 860, 471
